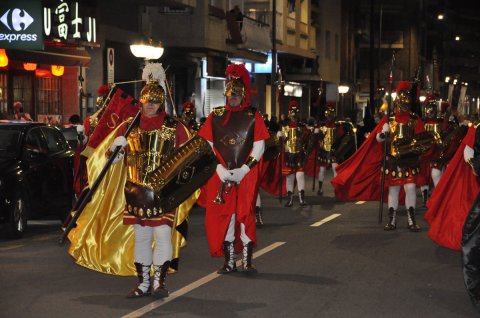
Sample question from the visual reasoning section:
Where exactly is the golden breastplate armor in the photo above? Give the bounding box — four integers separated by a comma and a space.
126, 125, 176, 187
389, 118, 415, 158
425, 122, 441, 135
282, 125, 304, 154
425, 122, 442, 144
319, 126, 336, 152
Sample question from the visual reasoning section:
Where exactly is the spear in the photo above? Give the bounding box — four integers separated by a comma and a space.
378, 51, 395, 224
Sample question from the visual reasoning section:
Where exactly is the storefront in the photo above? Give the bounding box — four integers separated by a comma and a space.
0, 0, 97, 124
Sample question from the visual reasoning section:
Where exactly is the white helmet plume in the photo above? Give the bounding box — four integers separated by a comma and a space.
142, 62, 166, 94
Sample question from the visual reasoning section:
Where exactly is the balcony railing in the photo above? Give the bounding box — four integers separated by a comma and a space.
226, 15, 271, 52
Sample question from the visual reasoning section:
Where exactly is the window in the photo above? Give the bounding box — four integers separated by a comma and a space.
0, 128, 20, 156
36, 77, 62, 115
13, 74, 33, 115
325, 30, 331, 59
41, 127, 68, 153
24, 127, 48, 154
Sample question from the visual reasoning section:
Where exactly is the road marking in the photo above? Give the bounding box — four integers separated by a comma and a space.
121, 241, 286, 318
355, 201, 366, 205
34, 235, 58, 241
310, 213, 341, 227
0, 245, 24, 251
28, 220, 61, 226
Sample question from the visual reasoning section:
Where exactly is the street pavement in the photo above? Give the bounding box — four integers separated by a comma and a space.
0, 172, 477, 317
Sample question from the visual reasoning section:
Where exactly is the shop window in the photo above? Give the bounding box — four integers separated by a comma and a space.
0, 73, 7, 114
13, 74, 33, 115
36, 77, 62, 116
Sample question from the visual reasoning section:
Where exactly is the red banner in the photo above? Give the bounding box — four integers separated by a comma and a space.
87, 88, 140, 149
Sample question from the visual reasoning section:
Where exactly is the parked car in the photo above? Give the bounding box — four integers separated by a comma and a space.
59, 124, 79, 149
0, 122, 75, 238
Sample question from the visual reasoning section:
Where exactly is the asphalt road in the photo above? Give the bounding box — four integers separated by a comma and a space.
0, 173, 477, 318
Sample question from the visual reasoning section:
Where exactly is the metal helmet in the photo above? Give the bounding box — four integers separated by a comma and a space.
423, 94, 438, 118
325, 101, 336, 118
288, 100, 300, 118
140, 81, 165, 106
395, 81, 412, 110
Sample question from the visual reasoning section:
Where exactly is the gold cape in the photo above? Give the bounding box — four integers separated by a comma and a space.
68, 123, 199, 276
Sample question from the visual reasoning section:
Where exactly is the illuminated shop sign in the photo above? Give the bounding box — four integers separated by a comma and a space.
43, 0, 96, 44
0, 0, 96, 50
0, 0, 43, 49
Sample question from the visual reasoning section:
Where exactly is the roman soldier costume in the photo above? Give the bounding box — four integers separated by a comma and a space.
108, 64, 191, 299
331, 81, 433, 231
197, 63, 270, 274
313, 102, 354, 195
180, 101, 200, 134
417, 94, 454, 205
278, 100, 310, 207
378, 81, 430, 232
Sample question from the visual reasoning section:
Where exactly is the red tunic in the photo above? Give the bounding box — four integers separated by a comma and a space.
119, 113, 189, 227
197, 109, 270, 256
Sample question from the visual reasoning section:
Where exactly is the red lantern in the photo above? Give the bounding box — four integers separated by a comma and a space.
0, 49, 8, 67
23, 63, 37, 71
51, 65, 64, 76
35, 69, 51, 78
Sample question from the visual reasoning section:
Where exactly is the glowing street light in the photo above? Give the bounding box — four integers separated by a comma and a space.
130, 38, 164, 60
338, 84, 350, 118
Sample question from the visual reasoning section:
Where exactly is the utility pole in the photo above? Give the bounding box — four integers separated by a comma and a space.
369, 0, 375, 119
271, 0, 277, 117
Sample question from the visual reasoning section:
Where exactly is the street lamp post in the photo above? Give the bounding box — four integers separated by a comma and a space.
338, 84, 350, 119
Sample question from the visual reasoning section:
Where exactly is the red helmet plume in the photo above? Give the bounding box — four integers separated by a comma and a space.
288, 100, 299, 111
182, 101, 194, 110
225, 63, 250, 108
395, 80, 411, 95
97, 85, 110, 97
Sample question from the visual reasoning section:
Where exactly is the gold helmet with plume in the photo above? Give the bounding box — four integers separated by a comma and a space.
140, 62, 166, 106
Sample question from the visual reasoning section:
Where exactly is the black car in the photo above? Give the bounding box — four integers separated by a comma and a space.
59, 124, 79, 149
0, 122, 75, 238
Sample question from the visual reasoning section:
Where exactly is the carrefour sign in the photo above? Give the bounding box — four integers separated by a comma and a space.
0, 0, 43, 49
0, 0, 97, 50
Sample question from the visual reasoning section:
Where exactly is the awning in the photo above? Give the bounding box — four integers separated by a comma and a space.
6, 46, 91, 67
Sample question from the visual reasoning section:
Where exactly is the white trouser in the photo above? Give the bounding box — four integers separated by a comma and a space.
256, 193, 261, 207
133, 224, 172, 265
388, 183, 416, 210
431, 167, 443, 188
224, 213, 251, 245
286, 171, 305, 192
318, 163, 339, 181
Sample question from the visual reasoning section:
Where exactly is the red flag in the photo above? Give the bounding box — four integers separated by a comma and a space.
86, 88, 140, 150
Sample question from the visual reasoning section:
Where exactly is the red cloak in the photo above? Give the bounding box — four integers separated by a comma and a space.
425, 126, 480, 250
331, 116, 386, 201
